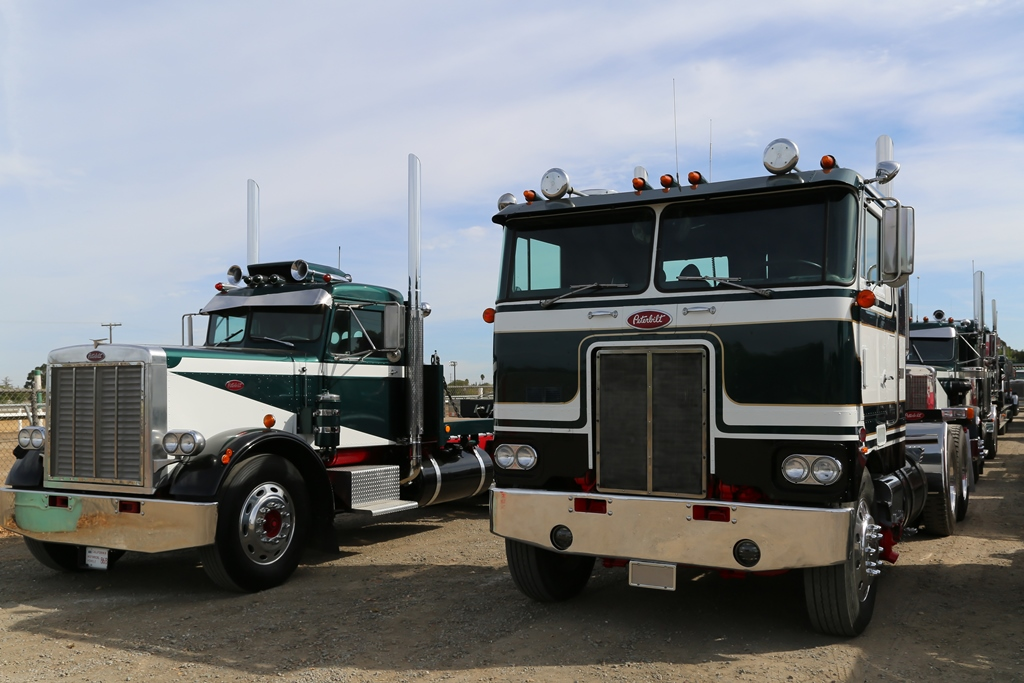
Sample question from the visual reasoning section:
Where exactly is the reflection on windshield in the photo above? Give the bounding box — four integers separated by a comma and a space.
908, 338, 956, 364
656, 188, 857, 291
499, 208, 655, 301
205, 308, 326, 349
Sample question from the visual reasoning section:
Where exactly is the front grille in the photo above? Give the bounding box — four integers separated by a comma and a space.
596, 348, 707, 497
906, 373, 930, 410
49, 364, 146, 485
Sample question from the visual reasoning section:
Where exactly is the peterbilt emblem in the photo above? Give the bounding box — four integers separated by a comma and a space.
225, 380, 245, 391
906, 411, 924, 422
626, 310, 671, 330
86, 350, 106, 362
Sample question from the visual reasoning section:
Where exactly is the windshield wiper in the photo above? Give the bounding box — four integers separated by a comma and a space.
909, 343, 925, 364
677, 275, 772, 298
250, 336, 295, 348
540, 282, 629, 309
213, 329, 244, 347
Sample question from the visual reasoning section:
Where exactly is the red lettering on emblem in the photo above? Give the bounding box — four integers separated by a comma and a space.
906, 411, 924, 422
225, 380, 245, 391
86, 350, 106, 362
626, 310, 672, 330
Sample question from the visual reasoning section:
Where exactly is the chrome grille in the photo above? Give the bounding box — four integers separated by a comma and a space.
50, 364, 145, 484
596, 348, 707, 497
907, 373, 930, 410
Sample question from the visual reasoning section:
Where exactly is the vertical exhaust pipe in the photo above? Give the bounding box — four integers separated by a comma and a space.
405, 154, 424, 482
973, 270, 985, 329
247, 179, 260, 266
875, 135, 894, 198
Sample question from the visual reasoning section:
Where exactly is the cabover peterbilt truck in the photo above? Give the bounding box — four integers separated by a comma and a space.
487, 137, 933, 636
2, 156, 493, 591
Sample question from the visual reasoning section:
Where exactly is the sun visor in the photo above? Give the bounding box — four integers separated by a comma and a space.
200, 288, 333, 314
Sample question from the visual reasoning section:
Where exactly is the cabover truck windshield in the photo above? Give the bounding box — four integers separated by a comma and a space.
488, 138, 928, 637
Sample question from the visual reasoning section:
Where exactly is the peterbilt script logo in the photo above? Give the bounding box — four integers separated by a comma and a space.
86, 350, 106, 362
626, 310, 671, 330
225, 380, 245, 391
906, 411, 925, 422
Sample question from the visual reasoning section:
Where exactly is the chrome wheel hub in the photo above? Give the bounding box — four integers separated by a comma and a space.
853, 499, 882, 602
238, 481, 294, 565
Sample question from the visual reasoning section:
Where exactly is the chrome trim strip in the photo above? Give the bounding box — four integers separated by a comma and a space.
471, 448, 488, 497
426, 457, 442, 506
490, 488, 852, 571
0, 488, 217, 553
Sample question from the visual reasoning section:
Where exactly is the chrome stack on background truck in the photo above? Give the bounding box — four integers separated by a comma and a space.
487, 136, 939, 636
2, 156, 493, 591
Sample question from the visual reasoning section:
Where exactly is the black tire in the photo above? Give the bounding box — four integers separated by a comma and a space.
804, 471, 880, 637
505, 539, 595, 602
921, 429, 959, 537
200, 455, 309, 592
24, 538, 125, 572
951, 425, 970, 522
984, 428, 997, 460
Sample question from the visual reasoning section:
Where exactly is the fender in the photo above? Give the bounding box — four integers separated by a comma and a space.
169, 428, 337, 548
4, 446, 44, 488
904, 422, 948, 494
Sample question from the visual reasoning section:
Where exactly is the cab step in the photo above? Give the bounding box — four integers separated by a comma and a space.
327, 465, 419, 517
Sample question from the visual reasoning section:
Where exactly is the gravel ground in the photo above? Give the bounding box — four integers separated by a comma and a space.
2, 422, 1023, 683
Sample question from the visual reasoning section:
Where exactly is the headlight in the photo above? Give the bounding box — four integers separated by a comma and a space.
514, 445, 538, 470
782, 454, 843, 486
811, 457, 842, 485
782, 455, 810, 484
162, 432, 180, 454
162, 430, 206, 457
18, 427, 46, 450
493, 444, 537, 470
178, 432, 197, 455
494, 444, 515, 469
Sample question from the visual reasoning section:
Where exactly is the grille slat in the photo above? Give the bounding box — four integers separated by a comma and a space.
597, 349, 707, 497
50, 364, 146, 485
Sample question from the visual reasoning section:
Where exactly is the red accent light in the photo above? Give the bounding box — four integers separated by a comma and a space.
329, 448, 370, 467
48, 496, 69, 509
859, 427, 867, 442
687, 171, 703, 186
482, 308, 496, 324
632, 177, 645, 191
923, 316, 930, 322
222, 449, 232, 465
947, 317, 953, 323
692, 505, 730, 522
659, 174, 674, 189
118, 500, 141, 514
323, 274, 332, 283
602, 558, 628, 568
573, 497, 607, 514
215, 283, 225, 291
573, 471, 597, 492
820, 155, 837, 171
524, 190, 537, 202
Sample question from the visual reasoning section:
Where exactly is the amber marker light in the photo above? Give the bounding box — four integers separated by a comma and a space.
967, 407, 975, 420
524, 190, 537, 202
659, 174, 674, 191
221, 448, 233, 465
632, 177, 646, 191
855, 289, 876, 308
263, 414, 277, 429
445, 424, 451, 434
820, 155, 837, 172
687, 171, 703, 187
482, 308, 496, 323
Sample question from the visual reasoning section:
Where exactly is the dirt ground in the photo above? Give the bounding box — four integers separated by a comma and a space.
2, 424, 1023, 683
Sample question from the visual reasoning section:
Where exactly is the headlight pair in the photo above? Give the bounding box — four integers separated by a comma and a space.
493, 444, 538, 470
18, 427, 47, 450
162, 430, 206, 457
781, 454, 842, 486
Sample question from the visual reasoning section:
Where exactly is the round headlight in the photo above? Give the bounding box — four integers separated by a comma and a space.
514, 445, 538, 470
18, 429, 32, 449
178, 432, 197, 455
162, 432, 179, 455
30, 428, 45, 449
494, 444, 515, 469
782, 455, 810, 484
811, 457, 842, 485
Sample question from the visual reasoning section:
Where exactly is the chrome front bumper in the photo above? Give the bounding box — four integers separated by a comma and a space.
491, 488, 853, 571
0, 487, 217, 553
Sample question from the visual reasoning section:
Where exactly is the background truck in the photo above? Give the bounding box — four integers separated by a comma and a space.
486, 136, 934, 636
2, 156, 493, 591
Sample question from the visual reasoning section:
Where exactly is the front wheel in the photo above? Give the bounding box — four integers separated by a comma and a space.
505, 539, 595, 602
200, 455, 309, 592
921, 429, 960, 537
804, 471, 880, 636
951, 425, 970, 522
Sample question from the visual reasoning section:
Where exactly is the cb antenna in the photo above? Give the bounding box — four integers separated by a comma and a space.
673, 78, 680, 185
709, 118, 713, 182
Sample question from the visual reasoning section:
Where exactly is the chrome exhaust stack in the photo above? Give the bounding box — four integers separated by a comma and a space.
247, 179, 260, 267
405, 154, 424, 483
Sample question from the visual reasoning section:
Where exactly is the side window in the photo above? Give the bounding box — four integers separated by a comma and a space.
207, 313, 246, 345
329, 308, 384, 355
513, 237, 561, 292
862, 211, 880, 282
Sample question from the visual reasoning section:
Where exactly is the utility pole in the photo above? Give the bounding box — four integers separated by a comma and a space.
101, 322, 122, 343
449, 360, 458, 384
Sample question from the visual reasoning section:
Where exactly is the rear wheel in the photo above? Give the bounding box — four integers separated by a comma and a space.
804, 471, 880, 636
984, 427, 998, 460
505, 539, 595, 602
24, 539, 125, 571
200, 455, 308, 592
951, 425, 970, 522
921, 429, 959, 537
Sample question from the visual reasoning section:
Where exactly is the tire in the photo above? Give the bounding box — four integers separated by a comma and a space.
921, 429, 959, 537
505, 539, 595, 602
984, 428, 997, 460
24, 538, 125, 572
200, 455, 309, 592
804, 471, 880, 637
951, 425, 970, 522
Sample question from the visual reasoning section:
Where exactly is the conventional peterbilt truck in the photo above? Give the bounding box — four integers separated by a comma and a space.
487, 137, 934, 636
2, 156, 493, 591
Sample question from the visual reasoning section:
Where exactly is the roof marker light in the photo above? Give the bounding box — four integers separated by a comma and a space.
632, 166, 652, 193
524, 189, 538, 202
687, 171, 705, 187
659, 174, 677, 192
820, 155, 837, 172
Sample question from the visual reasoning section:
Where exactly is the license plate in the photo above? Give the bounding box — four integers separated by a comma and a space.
628, 560, 676, 591
84, 547, 110, 570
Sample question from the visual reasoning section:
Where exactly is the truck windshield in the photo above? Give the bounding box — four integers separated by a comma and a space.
908, 338, 956, 365
656, 188, 857, 291
498, 208, 655, 302
206, 307, 326, 351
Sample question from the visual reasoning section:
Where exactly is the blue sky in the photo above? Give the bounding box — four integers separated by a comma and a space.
2, 1, 1023, 385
